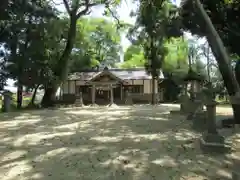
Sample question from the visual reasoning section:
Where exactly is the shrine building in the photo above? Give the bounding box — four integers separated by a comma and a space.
60, 67, 165, 105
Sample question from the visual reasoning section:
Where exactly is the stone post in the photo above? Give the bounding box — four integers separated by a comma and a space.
125, 90, 132, 105
180, 94, 189, 113
110, 84, 114, 105
125, 90, 128, 105
79, 91, 83, 105
159, 88, 163, 102
120, 84, 123, 100
75, 91, 83, 107
170, 93, 190, 115
2, 91, 12, 112
206, 99, 217, 134
155, 93, 159, 105
200, 99, 230, 153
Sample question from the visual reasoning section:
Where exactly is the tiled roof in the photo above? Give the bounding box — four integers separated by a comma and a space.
68, 68, 164, 81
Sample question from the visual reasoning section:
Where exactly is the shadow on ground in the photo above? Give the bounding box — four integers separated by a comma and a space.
0, 104, 239, 180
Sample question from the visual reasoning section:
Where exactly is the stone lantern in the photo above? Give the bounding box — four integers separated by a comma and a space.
183, 68, 205, 100
172, 69, 205, 115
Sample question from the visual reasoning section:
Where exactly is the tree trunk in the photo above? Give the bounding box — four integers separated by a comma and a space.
151, 76, 156, 105
235, 60, 240, 86
17, 84, 23, 109
206, 45, 211, 81
188, 51, 194, 99
41, 85, 58, 108
41, 16, 78, 107
29, 84, 39, 106
194, 0, 240, 124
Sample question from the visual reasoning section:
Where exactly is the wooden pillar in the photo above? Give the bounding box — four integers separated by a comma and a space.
91, 84, 96, 104
120, 84, 123, 100
110, 84, 114, 104
74, 80, 77, 94
67, 81, 70, 94
159, 88, 163, 102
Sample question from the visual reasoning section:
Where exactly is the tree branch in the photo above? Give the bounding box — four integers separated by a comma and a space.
76, 0, 98, 18
48, 0, 63, 6
63, 0, 71, 14
106, 5, 121, 29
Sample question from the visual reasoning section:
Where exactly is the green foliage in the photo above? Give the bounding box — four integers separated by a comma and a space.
120, 51, 145, 68
121, 37, 189, 74
181, 0, 240, 97
0, 0, 58, 87
0, 0, 57, 89
124, 45, 143, 62
181, 0, 240, 57
70, 17, 123, 71
163, 38, 188, 73
130, 0, 182, 79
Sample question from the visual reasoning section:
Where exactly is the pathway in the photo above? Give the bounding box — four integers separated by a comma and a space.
0, 104, 239, 180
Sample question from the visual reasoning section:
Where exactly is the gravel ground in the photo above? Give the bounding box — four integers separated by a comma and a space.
0, 104, 239, 180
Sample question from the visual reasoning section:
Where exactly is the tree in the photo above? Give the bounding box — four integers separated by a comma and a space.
24, 18, 69, 107
181, 0, 240, 124
163, 37, 188, 73
120, 52, 145, 68
118, 45, 145, 68
0, 0, 57, 108
41, 0, 122, 107
124, 45, 142, 61
70, 17, 123, 71
133, 0, 182, 104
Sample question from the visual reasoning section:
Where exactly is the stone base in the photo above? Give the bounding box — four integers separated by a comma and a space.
170, 110, 186, 115
200, 133, 231, 153
125, 98, 133, 105
75, 103, 84, 107
48, 106, 58, 110
90, 103, 98, 107
107, 103, 118, 108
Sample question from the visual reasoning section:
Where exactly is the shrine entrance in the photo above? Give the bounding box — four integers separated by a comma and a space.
87, 69, 127, 105
96, 89, 109, 102
95, 86, 113, 105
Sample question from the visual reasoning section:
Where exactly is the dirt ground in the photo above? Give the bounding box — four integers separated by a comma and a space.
0, 104, 239, 180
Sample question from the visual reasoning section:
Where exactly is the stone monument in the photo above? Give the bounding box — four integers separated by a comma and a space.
125, 91, 133, 105
171, 68, 205, 115
187, 91, 205, 121
200, 98, 231, 153
75, 91, 84, 107
186, 98, 204, 120
170, 93, 191, 115
2, 90, 13, 112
